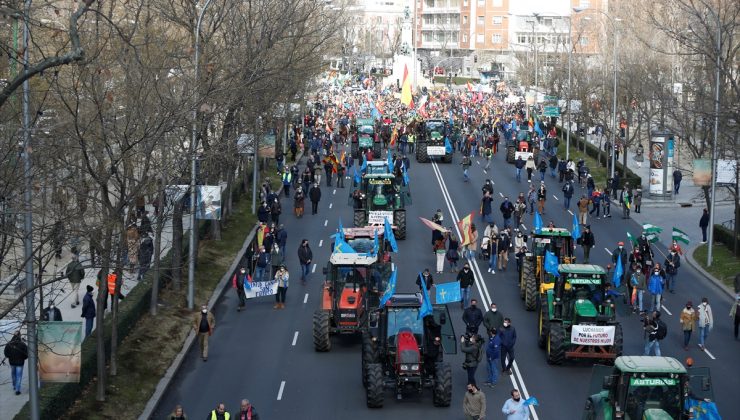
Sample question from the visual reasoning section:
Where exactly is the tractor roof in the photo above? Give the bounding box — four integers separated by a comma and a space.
614, 356, 687, 374
558, 264, 606, 275
329, 252, 378, 266
341, 226, 385, 239
385, 293, 423, 308
359, 126, 374, 134
533, 227, 571, 237
357, 118, 374, 125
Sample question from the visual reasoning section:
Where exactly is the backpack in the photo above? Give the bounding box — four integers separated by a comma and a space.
655, 320, 667, 340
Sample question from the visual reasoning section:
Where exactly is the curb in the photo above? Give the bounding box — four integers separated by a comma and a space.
138, 153, 301, 420
683, 245, 735, 300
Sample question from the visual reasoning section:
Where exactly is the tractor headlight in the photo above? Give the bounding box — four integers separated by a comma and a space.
400, 364, 409, 371
411, 364, 420, 371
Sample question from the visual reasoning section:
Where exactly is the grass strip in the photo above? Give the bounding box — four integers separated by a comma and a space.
693, 243, 740, 291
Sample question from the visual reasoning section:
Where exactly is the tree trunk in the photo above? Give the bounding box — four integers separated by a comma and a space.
150, 187, 165, 315
95, 225, 113, 402
110, 222, 125, 377
702, 185, 711, 213
171, 198, 184, 291
211, 218, 222, 241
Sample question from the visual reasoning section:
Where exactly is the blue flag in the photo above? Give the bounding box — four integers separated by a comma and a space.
534, 211, 543, 233
387, 151, 394, 172
572, 213, 581, 241
384, 217, 398, 253
523, 396, 539, 407
402, 166, 410, 186
448, 109, 454, 127
360, 155, 367, 172
372, 230, 379, 257
418, 272, 433, 319
242, 274, 252, 291
444, 137, 453, 154
379, 269, 397, 307
534, 120, 544, 138
333, 237, 356, 254
544, 251, 560, 277
435, 281, 461, 304
353, 167, 361, 185
338, 218, 345, 242
613, 254, 624, 288
685, 398, 721, 420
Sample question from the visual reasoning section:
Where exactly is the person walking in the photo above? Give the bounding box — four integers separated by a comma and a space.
577, 195, 589, 225
253, 246, 270, 283
461, 333, 483, 385
562, 180, 574, 209
579, 225, 595, 263
480, 191, 494, 224
463, 382, 487, 420
673, 169, 683, 194
647, 264, 666, 313
297, 239, 312, 284
463, 299, 484, 335
633, 188, 643, 213
501, 389, 528, 420
536, 182, 547, 214
458, 262, 474, 309
630, 264, 647, 315
207, 403, 229, 420
602, 191, 612, 218
65, 254, 85, 308
81, 285, 96, 337
483, 303, 504, 337
643, 310, 665, 356
273, 265, 289, 309
679, 301, 697, 350
514, 156, 525, 182
466, 224, 479, 260
447, 234, 461, 272
621, 185, 632, 219
500, 197, 514, 229
416, 269, 434, 293
664, 250, 681, 293
461, 153, 472, 182
167, 404, 187, 420
699, 208, 709, 243
274, 224, 288, 257
232, 267, 248, 312
3, 331, 28, 395
697, 297, 713, 350
193, 305, 215, 361
309, 182, 321, 215
525, 155, 535, 183
497, 231, 511, 272
434, 232, 447, 273
537, 158, 547, 181
730, 295, 740, 340
484, 328, 502, 390
236, 399, 259, 420
499, 318, 516, 375
336, 164, 345, 188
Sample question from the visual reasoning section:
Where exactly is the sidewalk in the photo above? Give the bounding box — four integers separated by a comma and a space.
0, 204, 190, 420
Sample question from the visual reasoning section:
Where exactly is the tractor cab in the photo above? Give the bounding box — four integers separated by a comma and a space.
507, 128, 540, 163
350, 169, 411, 239
351, 118, 380, 159
583, 356, 716, 420
416, 119, 453, 163
520, 228, 575, 311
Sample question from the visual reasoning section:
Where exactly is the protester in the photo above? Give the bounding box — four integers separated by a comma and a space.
461, 333, 483, 385
167, 404, 187, 420
297, 239, 313, 284
236, 399, 259, 420
664, 249, 681, 293
458, 262, 474, 309
192, 304, 215, 361
309, 182, 322, 215
578, 225, 595, 263
207, 403, 229, 420
81, 285, 96, 337
3, 331, 28, 395
463, 382, 487, 420
65, 254, 85, 308
499, 317, 516, 375
274, 265, 289, 309
485, 328, 502, 388
699, 208, 709, 243
501, 389, 529, 420
679, 301, 697, 350
416, 269, 434, 292
647, 264, 666, 313
697, 297, 714, 350
463, 299, 484, 335
232, 267, 248, 312
643, 310, 665, 356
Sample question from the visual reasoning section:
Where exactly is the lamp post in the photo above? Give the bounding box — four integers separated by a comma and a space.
188, 0, 215, 310
707, 7, 721, 267
565, 14, 572, 161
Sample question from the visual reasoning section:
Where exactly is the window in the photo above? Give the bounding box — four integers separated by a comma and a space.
492, 16, 502, 25
477, 0, 484, 5
517, 34, 527, 44
463, 15, 468, 24
462, 34, 468, 42
542, 18, 552, 26
476, 33, 484, 43
492, 34, 502, 44
477, 16, 484, 25
463, 0, 468, 6
580, 36, 589, 46
493, 0, 503, 6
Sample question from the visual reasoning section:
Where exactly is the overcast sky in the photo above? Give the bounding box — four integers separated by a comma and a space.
507, 0, 574, 16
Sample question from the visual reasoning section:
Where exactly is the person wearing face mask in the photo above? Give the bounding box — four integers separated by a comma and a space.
42, 301, 63, 321
483, 303, 504, 338
463, 299, 484, 335
611, 241, 628, 283
484, 327, 501, 388
499, 318, 517, 375
308, 182, 322, 214
647, 264, 666, 313
192, 304, 215, 361
501, 389, 528, 420
232, 266, 248, 311
499, 197, 515, 229
463, 382, 487, 420
274, 265, 290, 309
457, 263, 475, 309
461, 333, 484, 385
697, 297, 713, 350
679, 300, 697, 350
578, 225, 595, 263
664, 250, 681, 293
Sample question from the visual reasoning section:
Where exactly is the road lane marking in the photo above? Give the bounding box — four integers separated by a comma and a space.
499, 192, 504, 198
277, 381, 286, 400
661, 305, 672, 316
567, 210, 574, 215
324, 219, 328, 226
319, 239, 323, 247
521, 224, 527, 230
292, 331, 299, 346
552, 195, 559, 200
333, 189, 336, 195
703, 348, 716, 360
605, 248, 613, 255
312, 263, 317, 273
476, 160, 480, 165
329, 203, 333, 209
303, 293, 309, 304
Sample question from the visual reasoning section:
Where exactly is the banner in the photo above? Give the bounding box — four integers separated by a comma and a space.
197, 185, 222, 220
435, 281, 461, 304
368, 210, 393, 225
570, 325, 615, 346
457, 211, 476, 246
38, 321, 83, 383
692, 159, 712, 187
649, 135, 666, 195
245, 280, 279, 299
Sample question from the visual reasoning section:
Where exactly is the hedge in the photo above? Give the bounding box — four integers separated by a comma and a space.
555, 127, 642, 189
713, 224, 740, 257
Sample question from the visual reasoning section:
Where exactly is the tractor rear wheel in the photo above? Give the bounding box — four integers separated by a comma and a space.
611, 324, 624, 361
416, 143, 429, 163
519, 257, 532, 300
506, 145, 515, 163
432, 362, 452, 407
353, 210, 366, 228
524, 261, 537, 311
365, 363, 385, 408
547, 322, 566, 365
441, 153, 453, 163
362, 332, 378, 388
393, 210, 407, 240
312, 310, 331, 352
537, 301, 550, 349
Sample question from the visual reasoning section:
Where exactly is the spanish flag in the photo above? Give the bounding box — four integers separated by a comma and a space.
466, 81, 473, 92
389, 127, 398, 147
401, 64, 414, 108
457, 211, 476, 246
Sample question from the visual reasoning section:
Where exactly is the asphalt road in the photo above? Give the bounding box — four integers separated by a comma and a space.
152, 146, 740, 419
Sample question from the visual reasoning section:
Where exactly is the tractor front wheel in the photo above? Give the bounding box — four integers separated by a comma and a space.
506, 145, 516, 163
312, 310, 331, 352
365, 363, 385, 408
393, 210, 407, 240
362, 332, 378, 388
416, 143, 429, 163
353, 210, 366, 228
432, 362, 452, 407
441, 152, 453, 163
611, 324, 624, 362
524, 261, 537, 311
537, 301, 550, 349
547, 322, 566, 365
519, 257, 532, 300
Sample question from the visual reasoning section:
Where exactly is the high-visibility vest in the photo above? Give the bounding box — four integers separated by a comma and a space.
210, 411, 230, 420
107, 273, 117, 295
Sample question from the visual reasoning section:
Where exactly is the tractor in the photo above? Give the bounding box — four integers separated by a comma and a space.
582, 356, 716, 420
520, 227, 575, 311
506, 129, 540, 164
351, 118, 381, 159
350, 163, 410, 239
312, 252, 392, 352
538, 264, 623, 365
416, 119, 453, 163
362, 293, 457, 408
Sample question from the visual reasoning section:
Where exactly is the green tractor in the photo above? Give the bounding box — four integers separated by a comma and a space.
506, 129, 540, 164
538, 264, 623, 365
416, 119, 453, 163
582, 356, 716, 420
352, 118, 381, 159
350, 162, 410, 239
520, 227, 575, 311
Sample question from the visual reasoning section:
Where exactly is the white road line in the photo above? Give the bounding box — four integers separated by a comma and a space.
323, 219, 328, 226
491, 181, 495, 185
661, 305, 673, 316
292, 331, 299, 346
329, 203, 333, 209
476, 160, 480, 165
303, 293, 309, 304
319, 239, 323, 247
567, 210, 574, 215
552, 195, 559, 200
333, 189, 336, 195
520, 224, 527, 230
312, 263, 317, 273
605, 248, 613, 255
703, 348, 717, 360
499, 192, 504, 198
277, 381, 286, 400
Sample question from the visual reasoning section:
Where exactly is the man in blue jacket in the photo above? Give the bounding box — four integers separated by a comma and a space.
499, 318, 517, 375
485, 328, 502, 387
81, 285, 96, 337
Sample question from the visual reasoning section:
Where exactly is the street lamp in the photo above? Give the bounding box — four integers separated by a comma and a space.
188, 0, 215, 310
565, 14, 573, 161
707, 7, 721, 267
574, 7, 621, 178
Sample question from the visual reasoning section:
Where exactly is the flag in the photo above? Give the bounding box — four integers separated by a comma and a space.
380, 269, 398, 307
544, 251, 560, 277
384, 217, 398, 253
243, 273, 253, 291
572, 213, 581, 241
444, 136, 452, 154
353, 167, 361, 185
523, 396, 539, 407
672, 227, 690, 245
338, 218, 345, 242
534, 211, 543, 233
435, 281, 461, 304
626, 231, 638, 247
333, 237, 356, 254
418, 272, 433, 319
402, 166, 410, 186
401, 64, 414, 108
387, 151, 394, 172
372, 229, 379, 256
339, 150, 346, 166
389, 127, 398, 147
466, 81, 473, 92
645, 233, 660, 244
641, 223, 663, 234
419, 217, 449, 233
457, 211, 476, 246
613, 253, 624, 288
685, 398, 721, 420
534, 120, 544, 138
361, 154, 367, 172
623, 192, 631, 209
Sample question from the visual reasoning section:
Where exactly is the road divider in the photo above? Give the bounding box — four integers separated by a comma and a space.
605, 248, 613, 255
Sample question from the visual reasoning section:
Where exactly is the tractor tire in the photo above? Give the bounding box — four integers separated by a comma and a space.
524, 266, 538, 311
547, 322, 566, 365
393, 210, 407, 240
416, 143, 429, 163
519, 257, 532, 300
362, 332, 378, 388
441, 153, 453, 163
432, 362, 452, 407
537, 301, 550, 349
611, 324, 624, 360
312, 310, 331, 352
353, 210, 366, 228
365, 363, 385, 408
506, 145, 516, 163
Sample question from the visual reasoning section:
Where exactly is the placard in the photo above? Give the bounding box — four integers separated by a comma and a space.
245, 280, 278, 298
38, 322, 83, 383
368, 210, 394, 225
426, 146, 446, 156
570, 325, 615, 346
